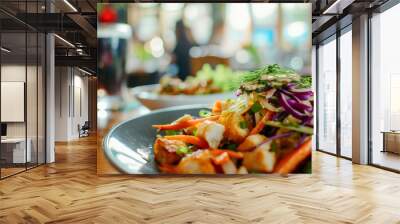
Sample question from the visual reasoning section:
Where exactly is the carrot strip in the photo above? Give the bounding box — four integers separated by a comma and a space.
274, 138, 312, 174
152, 122, 191, 130
164, 135, 209, 148
186, 115, 219, 125
211, 152, 230, 165
152, 115, 219, 130
249, 110, 274, 135
211, 149, 243, 159
212, 100, 222, 113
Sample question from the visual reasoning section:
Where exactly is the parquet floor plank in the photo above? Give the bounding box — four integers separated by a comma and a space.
0, 135, 400, 223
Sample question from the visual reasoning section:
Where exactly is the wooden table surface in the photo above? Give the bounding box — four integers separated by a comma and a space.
97, 105, 150, 175
3, 134, 400, 223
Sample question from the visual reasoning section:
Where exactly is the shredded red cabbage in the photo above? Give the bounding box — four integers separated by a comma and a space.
287, 99, 313, 113
278, 92, 310, 120
291, 91, 313, 101
302, 116, 314, 127
280, 88, 304, 103
285, 85, 314, 100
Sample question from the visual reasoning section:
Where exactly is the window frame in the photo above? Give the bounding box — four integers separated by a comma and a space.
314, 23, 353, 161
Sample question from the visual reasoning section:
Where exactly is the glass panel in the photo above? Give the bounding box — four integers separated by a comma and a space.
1, 30, 28, 177
25, 0, 43, 169
38, 32, 45, 165
371, 4, 400, 171
27, 30, 38, 169
317, 37, 337, 154
340, 29, 352, 158
0, 0, 46, 178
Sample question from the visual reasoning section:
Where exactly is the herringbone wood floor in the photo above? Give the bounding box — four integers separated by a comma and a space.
1, 135, 400, 224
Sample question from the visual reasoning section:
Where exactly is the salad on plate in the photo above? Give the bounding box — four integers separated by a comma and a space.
152, 64, 313, 174
158, 64, 243, 95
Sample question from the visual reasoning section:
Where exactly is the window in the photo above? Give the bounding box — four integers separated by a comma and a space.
317, 36, 337, 154
339, 28, 352, 158
371, 3, 400, 171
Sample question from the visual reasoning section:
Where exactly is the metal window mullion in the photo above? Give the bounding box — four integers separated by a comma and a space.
73, 68, 75, 118
25, 0, 28, 171
315, 44, 320, 151
44, 31, 47, 164
69, 68, 71, 118
336, 25, 341, 157
367, 11, 373, 165
36, 0, 39, 167
44, 0, 48, 164
60, 68, 62, 117
44, 38, 47, 164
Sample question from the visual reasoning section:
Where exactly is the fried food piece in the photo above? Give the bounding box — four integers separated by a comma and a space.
237, 166, 248, 174
237, 134, 267, 152
154, 138, 185, 165
221, 159, 237, 174
219, 113, 249, 143
176, 150, 216, 174
242, 141, 276, 173
196, 120, 225, 149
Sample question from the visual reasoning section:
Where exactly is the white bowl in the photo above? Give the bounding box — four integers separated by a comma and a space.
131, 84, 235, 110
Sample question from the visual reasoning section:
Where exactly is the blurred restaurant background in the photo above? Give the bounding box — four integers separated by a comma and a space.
97, 3, 311, 102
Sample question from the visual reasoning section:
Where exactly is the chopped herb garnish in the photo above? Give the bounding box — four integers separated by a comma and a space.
240, 64, 301, 91
241, 64, 297, 83
251, 102, 263, 113
199, 109, 212, 118
270, 141, 277, 152
226, 143, 237, 151
176, 146, 191, 155
283, 120, 300, 128
297, 75, 312, 88
264, 120, 313, 135
239, 121, 248, 129
165, 130, 181, 136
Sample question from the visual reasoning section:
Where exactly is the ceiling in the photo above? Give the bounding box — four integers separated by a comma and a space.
0, 0, 97, 73
311, 0, 390, 43
1, 0, 395, 74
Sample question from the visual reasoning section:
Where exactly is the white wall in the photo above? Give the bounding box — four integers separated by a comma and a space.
1, 65, 34, 138
55, 67, 69, 141
72, 73, 89, 138
54, 67, 89, 141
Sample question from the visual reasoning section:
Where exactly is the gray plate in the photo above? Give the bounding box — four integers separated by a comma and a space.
103, 105, 209, 174
131, 84, 234, 110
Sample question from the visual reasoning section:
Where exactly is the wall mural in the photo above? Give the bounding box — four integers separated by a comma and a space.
97, 3, 313, 175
